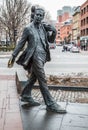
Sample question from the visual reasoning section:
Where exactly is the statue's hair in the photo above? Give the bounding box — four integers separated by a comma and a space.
31, 6, 35, 13
30, 6, 36, 22
35, 8, 45, 16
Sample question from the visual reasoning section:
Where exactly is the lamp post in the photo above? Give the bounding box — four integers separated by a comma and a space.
6, 28, 8, 47
14, 29, 17, 45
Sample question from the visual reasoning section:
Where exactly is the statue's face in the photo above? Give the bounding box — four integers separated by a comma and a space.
34, 9, 44, 24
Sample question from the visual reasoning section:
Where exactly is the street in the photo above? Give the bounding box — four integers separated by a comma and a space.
0, 46, 88, 76
45, 46, 88, 75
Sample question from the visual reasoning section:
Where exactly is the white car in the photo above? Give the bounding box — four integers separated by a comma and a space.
70, 46, 80, 53
67, 44, 73, 51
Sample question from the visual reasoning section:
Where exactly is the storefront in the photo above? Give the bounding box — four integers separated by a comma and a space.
80, 36, 88, 50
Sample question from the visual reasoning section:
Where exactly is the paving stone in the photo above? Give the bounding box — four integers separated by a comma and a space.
4, 112, 23, 130
0, 73, 23, 130
0, 98, 7, 109
21, 105, 63, 130
31, 89, 88, 103
67, 103, 88, 115
62, 114, 88, 127
0, 109, 6, 130
6, 104, 20, 113
60, 126, 88, 130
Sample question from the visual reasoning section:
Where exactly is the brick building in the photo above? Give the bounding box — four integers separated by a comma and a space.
80, 0, 88, 41
56, 6, 73, 44
60, 22, 72, 42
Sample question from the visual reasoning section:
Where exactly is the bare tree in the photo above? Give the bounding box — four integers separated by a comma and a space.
44, 11, 51, 23
0, 1, 52, 46
0, 0, 31, 45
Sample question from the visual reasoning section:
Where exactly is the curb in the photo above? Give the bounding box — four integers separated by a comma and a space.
15, 71, 88, 93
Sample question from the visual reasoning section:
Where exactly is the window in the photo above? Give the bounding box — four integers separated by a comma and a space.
81, 10, 83, 16
86, 17, 88, 24
83, 29, 85, 35
87, 5, 88, 12
84, 7, 86, 14
86, 28, 88, 35
67, 31, 69, 34
81, 20, 83, 26
84, 19, 85, 25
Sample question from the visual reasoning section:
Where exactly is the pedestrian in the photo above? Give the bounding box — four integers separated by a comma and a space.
8, 7, 66, 113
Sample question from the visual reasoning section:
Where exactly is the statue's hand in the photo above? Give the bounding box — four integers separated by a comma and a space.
8, 55, 15, 68
43, 23, 56, 32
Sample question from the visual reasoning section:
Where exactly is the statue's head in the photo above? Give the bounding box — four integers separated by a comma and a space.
33, 8, 45, 24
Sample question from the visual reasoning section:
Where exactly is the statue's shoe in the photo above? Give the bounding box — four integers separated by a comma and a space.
20, 97, 40, 106
46, 103, 67, 113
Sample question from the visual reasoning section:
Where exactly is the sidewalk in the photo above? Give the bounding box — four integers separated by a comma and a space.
0, 72, 23, 130
80, 50, 88, 55
20, 102, 88, 130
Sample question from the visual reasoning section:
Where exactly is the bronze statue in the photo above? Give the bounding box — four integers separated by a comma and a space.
8, 7, 66, 113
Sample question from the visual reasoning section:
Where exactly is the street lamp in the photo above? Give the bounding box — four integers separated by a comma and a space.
14, 29, 17, 45
6, 28, 8, 46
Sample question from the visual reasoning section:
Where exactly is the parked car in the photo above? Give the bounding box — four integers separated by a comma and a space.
49, 43, 56, 49
70, 46, 80, 53
62, 44, 73, 52
67, 44, 73, 51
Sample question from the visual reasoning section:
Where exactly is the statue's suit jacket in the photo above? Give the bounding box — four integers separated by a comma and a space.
12, 22, 56, 70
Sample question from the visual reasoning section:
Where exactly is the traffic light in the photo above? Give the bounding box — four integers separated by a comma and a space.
14, 29, 17, 36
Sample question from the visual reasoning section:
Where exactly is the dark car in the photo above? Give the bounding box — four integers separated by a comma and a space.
49, 43, 56, 49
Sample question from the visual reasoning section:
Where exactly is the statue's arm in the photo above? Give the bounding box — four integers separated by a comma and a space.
43, 23, 57, 43
12, 27, 29, 57
8, 27, 29, 68
47, 26, 57, 43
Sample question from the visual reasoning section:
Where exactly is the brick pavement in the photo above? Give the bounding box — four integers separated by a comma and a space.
31, 88, 88, 104
0, 75, 23, 130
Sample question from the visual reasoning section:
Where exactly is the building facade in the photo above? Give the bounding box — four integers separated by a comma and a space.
72, 6, 80, 44
80, 0, 88, 41
60, 23, 72, 42
56, 6, 73, 44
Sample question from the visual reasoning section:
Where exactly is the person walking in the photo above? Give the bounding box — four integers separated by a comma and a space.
8, 7, 66, 113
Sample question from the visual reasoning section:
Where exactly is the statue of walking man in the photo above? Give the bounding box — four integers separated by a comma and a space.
8, 6, 66, 113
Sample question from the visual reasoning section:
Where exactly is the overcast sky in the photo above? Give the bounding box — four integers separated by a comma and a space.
0, 0, 86, 20
29, 0, 86, 20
